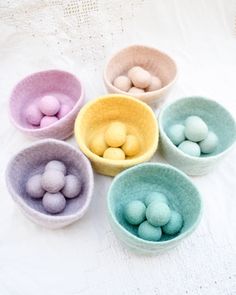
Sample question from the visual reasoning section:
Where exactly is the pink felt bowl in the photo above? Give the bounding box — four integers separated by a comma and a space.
5, 139, 94, 229
9, 70, 84, 140
104, 45, 177, 104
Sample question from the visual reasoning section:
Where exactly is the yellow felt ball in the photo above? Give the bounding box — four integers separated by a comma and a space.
103, 147, 125, 160
104, 121, 127, 147
122, 135, 140, 156
90, 133, 108, 156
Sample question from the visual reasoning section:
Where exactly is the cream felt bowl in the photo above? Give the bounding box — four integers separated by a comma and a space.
104, 45, 177, 104
74, 94, 159, 176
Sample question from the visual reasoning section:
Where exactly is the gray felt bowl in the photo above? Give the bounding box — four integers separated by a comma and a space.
5, 139, 94, 229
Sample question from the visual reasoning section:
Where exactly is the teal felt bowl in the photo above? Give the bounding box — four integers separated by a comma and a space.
107, 163, 202, 255
159, 96, 236, 175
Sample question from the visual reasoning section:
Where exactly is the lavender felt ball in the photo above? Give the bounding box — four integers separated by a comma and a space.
41, 169, 65, 193
62, 175, 82, 199
146, 201, 171, 227
145, 192, 168, 206
42, 192, 66, 214
26, 174, 45, 199
162, 211, 183, 235
124, 200, 146, 225
39, 95, 60, 116
40, 116, 58, 128
25, 104, 43, 126
45, 160, 66, 175
57, 104, 72, 119
138, 221, 162, 241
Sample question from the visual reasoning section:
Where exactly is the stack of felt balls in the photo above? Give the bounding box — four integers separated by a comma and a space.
26, 160, 82, 214
123, 192, 183, 241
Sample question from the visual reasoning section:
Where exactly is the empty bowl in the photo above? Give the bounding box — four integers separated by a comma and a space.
9, 70, 84, 140
5, 139, 94, 229
159, 96, 236, 175
74, 94, 159, 176
107, 163, 202, 255
104, 45, 177, 104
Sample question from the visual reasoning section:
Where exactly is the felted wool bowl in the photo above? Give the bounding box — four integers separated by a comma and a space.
104, 45, 177, 104
159, 96, 236, 175
9, 70, 84, 140
5, 139, 94, 229
107, 163, 202, 255
74, 94, 159, 176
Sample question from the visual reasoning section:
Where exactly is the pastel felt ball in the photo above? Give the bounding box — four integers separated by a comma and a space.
40, 116, 58, 128
146, 76, 162, 92
104, 122, 127, 147
62, 175, 82, 199
138, 221, 162, 241
41, 169, 65, 193
162, 211, 183, 235
199, 131, 218, 154
113, 75, 132, 92
45, 160, 67, 175
146, 201, 171, 227
124, 200, 146, 225
103, 147, 125, 160
128, 87, 145, 95
90, 133, 108, 156
122, 135, 140, 156
178, 140, 201, 157
184, 116, 208, 142
42, 192, 66, 214
167, 124, 185, 146
26, 174, 45, 199
25, 104, 43, 126
57, 104, 72, 119
39, 95, 60, 116
145, 192, 168, 207
128, 66, 151, 89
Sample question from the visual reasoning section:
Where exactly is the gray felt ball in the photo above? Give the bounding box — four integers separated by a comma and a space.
41, 169, 65, 193
45, 160, 67, 175
42, 192, 66, 214
26, 174, 45, 199
62, 175, 82, 199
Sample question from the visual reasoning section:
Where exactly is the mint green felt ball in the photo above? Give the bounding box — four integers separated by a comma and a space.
178, 140, 201, 157
145, 192, 168, 206
146, 201, 171, 227
162, 211, 183, 235
124, 200, 146, 225
199, 131, 218, 154
138, 221, 162, 241
167, 124, 185, 145
184, 116, 208, 142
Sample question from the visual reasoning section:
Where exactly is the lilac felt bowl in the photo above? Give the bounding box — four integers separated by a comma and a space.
9, 70, 84, 140
5, 139, 94, 229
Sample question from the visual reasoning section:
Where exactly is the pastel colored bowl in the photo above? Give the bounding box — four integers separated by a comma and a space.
159, 96, 236, 175
74, 94, 159, 176
5, 139, 94, 229
107, 163, 202, 255
103, 45, 177, 104
9, 70, 84, 140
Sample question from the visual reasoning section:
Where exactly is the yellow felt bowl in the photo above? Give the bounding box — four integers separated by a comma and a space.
74, 94, 159, 176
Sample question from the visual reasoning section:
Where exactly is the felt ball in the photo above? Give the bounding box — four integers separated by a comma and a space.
57, 104, 72, 119
138, 221, 162, 241
128, 87, 145, 95
199, 131, 218, 154
128, 66, 151, 89
122, 135, 140, 156
124, 200, 146, 225
184, 116, 208, 142
42, 192, 66, 214
45, 160, 67, 175
62, 175, 82, 199
39, 95, 60, 116
25, 104, 43, 126
103, 147, 125, 160
167, 124, 185, 146
104, 122, 127, 147
162, 211, 183, 235
146, 201, 171, 227
40, 116, 58, 128
113, 75, 132, 92
146, 76, 162, 92
26, 174, 45, 199
178, 140, 201, 157
90, 133, 108, 156
145, 192, 168, 207
41, 169, 65, 193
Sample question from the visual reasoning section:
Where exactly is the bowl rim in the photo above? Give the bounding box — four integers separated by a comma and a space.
107, 162, 203, 245
9, 69, 84, 134
159, 96, 236, 161
5, 139, 94, 222
74, 94, 159, 167
103, 44, 178, 98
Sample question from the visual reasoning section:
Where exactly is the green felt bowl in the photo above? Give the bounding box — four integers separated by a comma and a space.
107, 163, 203, 255
159, 96, 236, 175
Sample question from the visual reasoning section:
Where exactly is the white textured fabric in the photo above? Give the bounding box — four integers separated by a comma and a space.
0, 1, 236, 294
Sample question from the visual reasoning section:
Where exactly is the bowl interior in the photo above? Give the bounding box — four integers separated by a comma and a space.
7, 141, 91, 216
161, 97, 236, 156
10, 70, 82, 129
108, 164, 202, 242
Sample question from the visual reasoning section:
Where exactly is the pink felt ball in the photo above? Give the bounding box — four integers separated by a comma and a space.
57, 104, 72, 119
40, 116, 58, 128
25, 104, 43, 126
39, 95, 60, 116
